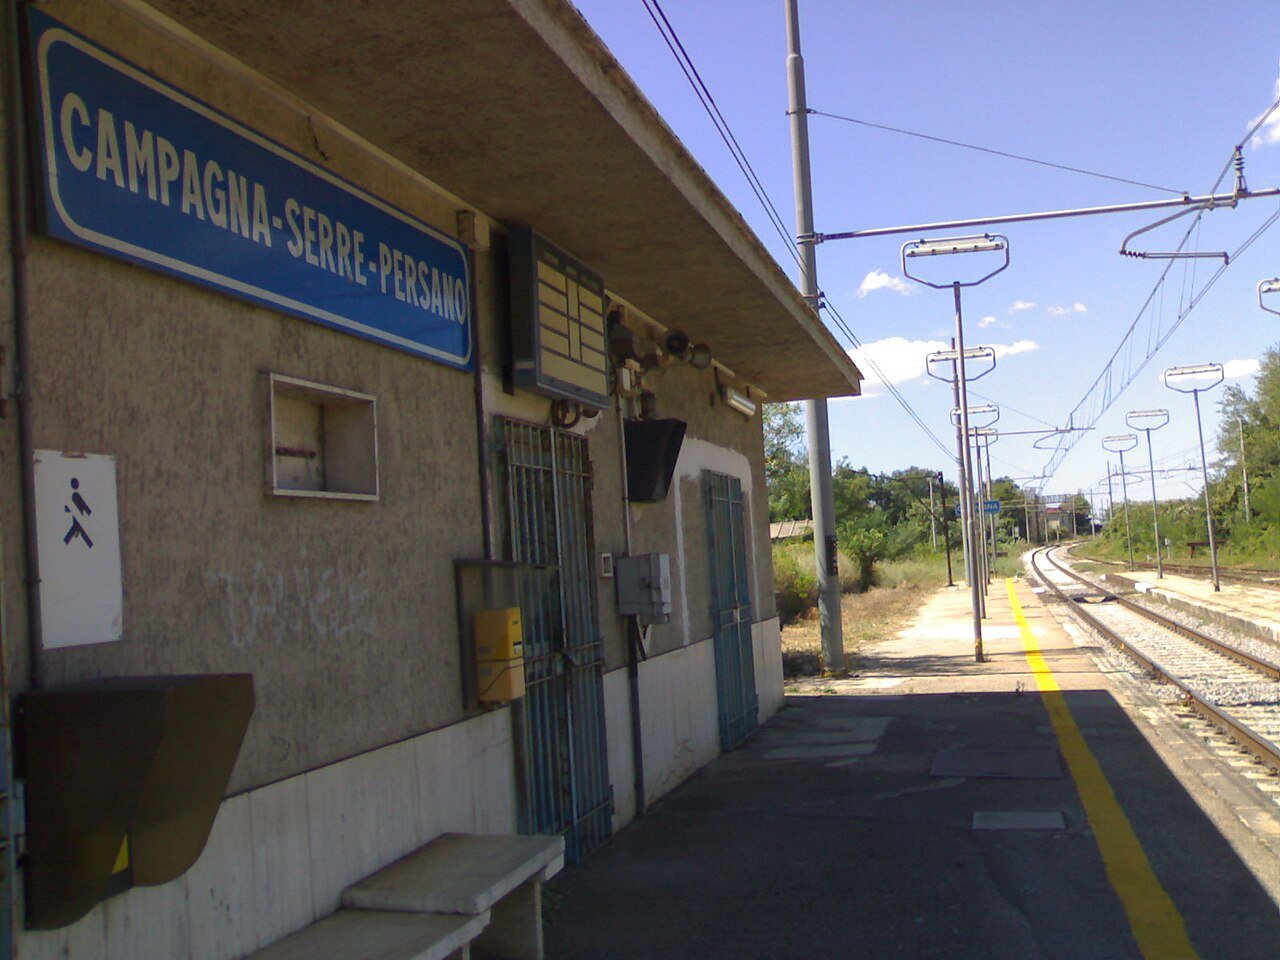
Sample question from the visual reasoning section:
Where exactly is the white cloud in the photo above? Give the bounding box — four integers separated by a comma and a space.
1225, 357, 1261, 379
846, 336, 948, 395
1046, 302, 1088, 317
978, 315, 997, 328
1009, 300, 1036, 312
992, 339, 1040, 358
856, 270, 911, 298
1158, 358, 1259, 384
846, 336, 1039, 397
1250, 64, 1280, 147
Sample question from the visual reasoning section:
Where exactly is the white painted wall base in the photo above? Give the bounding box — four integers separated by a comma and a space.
18, 709, 517, 960
604, 617, 783, 829
753, 616, 784, 722
603, 668, 637, 830
637, 639, 720, 805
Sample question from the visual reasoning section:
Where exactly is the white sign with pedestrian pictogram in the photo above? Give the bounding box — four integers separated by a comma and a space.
34, 450, 123, 648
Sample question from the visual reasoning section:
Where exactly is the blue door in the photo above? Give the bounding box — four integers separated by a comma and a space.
704, 471, 758, 750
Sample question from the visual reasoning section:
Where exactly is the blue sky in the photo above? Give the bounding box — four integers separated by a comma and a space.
572, 0, 1280, 512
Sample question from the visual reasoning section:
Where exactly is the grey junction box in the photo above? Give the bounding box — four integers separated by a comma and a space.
614, 553, 672, 622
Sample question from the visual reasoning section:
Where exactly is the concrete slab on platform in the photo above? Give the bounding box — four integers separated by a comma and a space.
761, 742, 879, 760
972, 810, 1067, 830
931, 746, 1064, 779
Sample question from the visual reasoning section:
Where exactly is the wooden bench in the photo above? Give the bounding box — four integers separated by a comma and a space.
251, 833, 565, 960
1187, 540, 1210, 558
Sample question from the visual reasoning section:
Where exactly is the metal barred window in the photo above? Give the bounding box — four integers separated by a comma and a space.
497, 418, 611, 863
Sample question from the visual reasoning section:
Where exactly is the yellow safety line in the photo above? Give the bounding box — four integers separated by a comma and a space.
1005, 578, 1199, 960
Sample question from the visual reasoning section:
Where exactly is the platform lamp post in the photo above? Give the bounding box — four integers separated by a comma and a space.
1125, 409, 1169, 578
952, 405, 999, 598
929, 347, 997, 622
1164, 363, 1225, 591
908, 234, 1008, 662
1101, 434, 1138, 571
973, 427, 1000, 585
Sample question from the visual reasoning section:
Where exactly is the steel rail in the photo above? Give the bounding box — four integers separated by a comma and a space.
1043, 549, 1280, 679
1029, 548, 1280, 771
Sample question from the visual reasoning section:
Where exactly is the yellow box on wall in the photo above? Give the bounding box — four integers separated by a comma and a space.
474, 607, 525, 703
474, 607, 523, 661
476, 657, 526, 703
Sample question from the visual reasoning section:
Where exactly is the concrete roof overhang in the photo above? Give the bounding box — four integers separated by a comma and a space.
144, 0, 862, 400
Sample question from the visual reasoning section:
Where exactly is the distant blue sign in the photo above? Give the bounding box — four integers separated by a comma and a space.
983, 499, 1001, 514
27, 11, 471, 369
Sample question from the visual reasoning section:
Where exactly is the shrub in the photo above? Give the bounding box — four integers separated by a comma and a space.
772, 543, 817, 625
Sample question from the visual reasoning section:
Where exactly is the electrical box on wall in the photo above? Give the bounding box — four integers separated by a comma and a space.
615, 553, 672, 622
474, 607, 526, 704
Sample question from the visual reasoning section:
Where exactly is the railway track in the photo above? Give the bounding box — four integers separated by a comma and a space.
1029, 546, 1280, 773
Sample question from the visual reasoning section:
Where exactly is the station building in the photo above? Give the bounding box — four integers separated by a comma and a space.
0, 1, 861, 956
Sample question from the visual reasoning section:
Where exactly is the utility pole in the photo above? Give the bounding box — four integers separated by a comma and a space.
928, 474, 938, 551
949, 343, 974, 604
785, 0, 843, 672
937, 472, 954, 587
1239, 416, 1251, 523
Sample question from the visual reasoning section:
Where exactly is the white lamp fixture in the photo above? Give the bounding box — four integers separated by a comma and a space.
722, 387, 757, 418
1259, 277, 1280, 317
904, 234, 1007, 258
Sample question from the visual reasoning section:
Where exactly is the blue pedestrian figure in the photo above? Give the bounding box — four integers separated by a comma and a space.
63, 477, 93, 548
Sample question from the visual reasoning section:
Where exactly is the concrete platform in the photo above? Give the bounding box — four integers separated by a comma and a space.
1099, 567, 1280, 645
545, 580, 1280, 960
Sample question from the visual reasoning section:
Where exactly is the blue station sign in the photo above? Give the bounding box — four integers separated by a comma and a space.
26, 11, 472, 369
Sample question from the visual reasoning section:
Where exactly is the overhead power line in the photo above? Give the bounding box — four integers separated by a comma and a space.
640, 0, 955, 466
1036, 94, 1280, 481
639, 0, 802, 269
810, 109, 1187, 196
822, 300, 955, 461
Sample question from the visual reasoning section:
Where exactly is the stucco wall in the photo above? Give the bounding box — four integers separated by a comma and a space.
9, 1, 492, 793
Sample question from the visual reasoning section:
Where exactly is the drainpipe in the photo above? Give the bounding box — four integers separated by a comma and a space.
462, 233, 493, 562
616, 397, 645, 819
6, 0, 44, 689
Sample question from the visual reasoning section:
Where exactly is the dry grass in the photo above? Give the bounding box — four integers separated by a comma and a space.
780, 583, 934, 677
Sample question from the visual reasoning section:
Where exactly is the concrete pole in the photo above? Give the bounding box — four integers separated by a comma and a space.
1191, 389, 1221, 591
950, 344, 974, 602
1239, 416, 1251, 523
932, 478, 940, 551
952, 285, 985, 660
1118, 448, 1135, 571
785, 0, 844, 670
1143, 429, 1163, 578
983, 442, 996, 577
937, 474, 955, 586
1106, 462, 1114, 529
974, 440, 989, 593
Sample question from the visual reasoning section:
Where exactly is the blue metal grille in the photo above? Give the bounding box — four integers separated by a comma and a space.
498, 419, 611, 863
704, 471, 758, 750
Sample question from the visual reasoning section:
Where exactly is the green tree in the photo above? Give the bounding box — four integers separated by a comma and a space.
763, 402, 811, 521
763, 402, 805, 487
